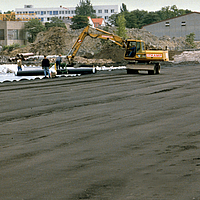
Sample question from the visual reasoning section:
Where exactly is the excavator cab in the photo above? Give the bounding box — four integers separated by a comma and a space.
124, 40, 146, 61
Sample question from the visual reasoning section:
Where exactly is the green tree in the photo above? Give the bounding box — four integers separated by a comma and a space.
141, 12, 160, 28
45, 17, 66, 30
70, 15, 89, 29
109, 5, 191, 29
116, 14, 127, 38
75, 0, 96, 18
3, 43, 20, 52
123, 11, 137, 28
157, 5, 191, 20
128, 9, 148, 28
108, 13, 118, 26
25, 19, 46, 43
120, 3, 128, 13
4, 10, 14, 14
185, 32, 196, 48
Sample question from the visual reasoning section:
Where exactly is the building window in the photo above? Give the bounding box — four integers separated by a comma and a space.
47, 17, 50, 21
111, 9, 115, 13
44, 11, 46, 15
50, 11, 52, 15
68, 11, 70, 14
53, 11, 58, 15
98, 10, 102, 13
71, 10, 74, 14
0, 29, 4, 40
105, 16, 108, 20
104, 9, 108, 13
165, 22, 170, 27
65, 11, 67, 14
181, 21, 186, 26
8, 29, 18, 40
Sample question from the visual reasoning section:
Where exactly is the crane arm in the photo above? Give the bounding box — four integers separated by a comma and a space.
66, 25, 126, 65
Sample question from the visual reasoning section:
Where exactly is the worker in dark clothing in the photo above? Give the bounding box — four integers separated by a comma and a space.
56, 54, 62, 70
129, 45, 136, 57
42, 55, 50, 78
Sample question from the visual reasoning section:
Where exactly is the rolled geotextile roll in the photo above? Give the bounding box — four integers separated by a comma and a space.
57, 67, 96, 75
16, 67, 96, 76
17, 70, 44, 76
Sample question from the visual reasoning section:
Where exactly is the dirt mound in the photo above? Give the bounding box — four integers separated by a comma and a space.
30, 27, 68, 55
93, 47, 125, 63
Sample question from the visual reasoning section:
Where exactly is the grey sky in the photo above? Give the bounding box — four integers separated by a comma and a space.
1, 0, 200, 13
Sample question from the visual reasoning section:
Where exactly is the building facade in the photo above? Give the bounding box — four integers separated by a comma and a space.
142, 12, 200, 41
15, 5, 118, 23
0, 21, 26, 46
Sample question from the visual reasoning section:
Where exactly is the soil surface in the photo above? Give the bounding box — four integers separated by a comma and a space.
0, 65, 200, 200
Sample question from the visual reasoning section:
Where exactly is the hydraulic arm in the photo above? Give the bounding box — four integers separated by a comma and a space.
67, 25, 126, 65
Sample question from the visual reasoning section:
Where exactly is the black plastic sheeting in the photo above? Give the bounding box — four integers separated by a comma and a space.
16, 67, 96, 76
17, 70, 44, 76
58, 68, 96, 75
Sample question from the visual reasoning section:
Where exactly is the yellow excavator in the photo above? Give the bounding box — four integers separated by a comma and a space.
67, 25, 169, 75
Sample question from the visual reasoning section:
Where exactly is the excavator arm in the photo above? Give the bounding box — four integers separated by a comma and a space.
66, 25, 126, 65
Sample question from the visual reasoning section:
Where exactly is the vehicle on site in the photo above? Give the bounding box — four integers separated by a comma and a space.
67, 25, 169, 75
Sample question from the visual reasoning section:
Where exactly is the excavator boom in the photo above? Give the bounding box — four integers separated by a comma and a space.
67, 25, 126, 65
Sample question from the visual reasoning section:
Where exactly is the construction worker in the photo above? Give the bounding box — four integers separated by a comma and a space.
56, 54, 62, 70
17, 58, 22, 71
42, 55, 50, 78
129, 45, 136, 57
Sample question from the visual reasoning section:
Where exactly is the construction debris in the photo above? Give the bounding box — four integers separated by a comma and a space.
173, 50, 200, 63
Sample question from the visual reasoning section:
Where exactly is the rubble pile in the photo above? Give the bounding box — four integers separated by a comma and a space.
126, 28, 188, 50
173, 50, 200, 63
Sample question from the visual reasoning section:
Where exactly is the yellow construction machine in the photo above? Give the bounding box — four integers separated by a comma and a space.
67, 25, 169, 74
0, 12, 39, 21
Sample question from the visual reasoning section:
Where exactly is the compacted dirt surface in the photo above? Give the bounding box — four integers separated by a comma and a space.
0, 65, 200, 200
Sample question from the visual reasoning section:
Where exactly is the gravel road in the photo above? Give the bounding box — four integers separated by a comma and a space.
0, 65, 200, 200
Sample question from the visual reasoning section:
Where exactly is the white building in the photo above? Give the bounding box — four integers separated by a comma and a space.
15, 5, 118, 23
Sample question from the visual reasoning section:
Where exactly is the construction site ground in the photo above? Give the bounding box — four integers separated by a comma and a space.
0, 64, 200, 200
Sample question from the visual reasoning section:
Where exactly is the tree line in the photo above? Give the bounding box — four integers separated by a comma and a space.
109, 4, 191, 29
70, 2, 192, 29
